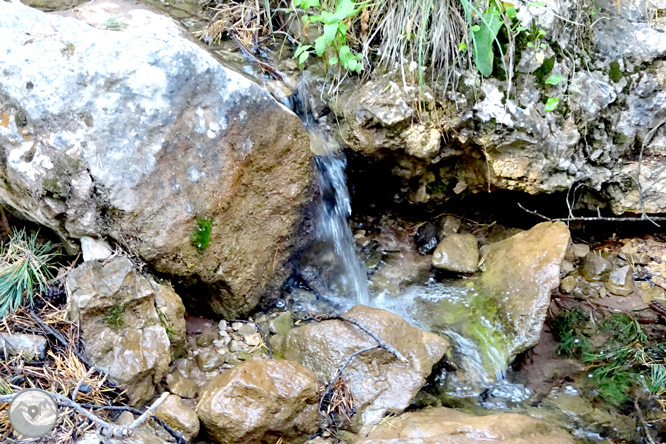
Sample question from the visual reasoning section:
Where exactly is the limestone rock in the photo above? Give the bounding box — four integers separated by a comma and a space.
432, 233, 478, 273
282, 305, 449, 426
0, 3, 314, 318
479, 222, 571, 357
195, 358, 319, 444
355, 408, 575, 444
66, 256, 186, 405
605, 265, 635, 296
580, 253, 613, 281
155, 394, 200, 442
80, 237, 113, 262
0, 333, 47, 360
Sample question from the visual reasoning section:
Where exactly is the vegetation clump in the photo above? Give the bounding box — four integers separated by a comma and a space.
191, 216, 213, 254
552, 309, 666, 408
0, 229, 59, 318
104, 302, 125, 332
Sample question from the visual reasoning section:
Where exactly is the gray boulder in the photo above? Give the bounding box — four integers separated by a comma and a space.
0, 3, 314, 318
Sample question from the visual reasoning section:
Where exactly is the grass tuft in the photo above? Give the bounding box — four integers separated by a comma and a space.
0, 229, 59, 319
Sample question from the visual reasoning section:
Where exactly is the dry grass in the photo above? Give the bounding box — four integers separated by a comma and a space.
0, 303, 126, 443
322, 375, 356, 427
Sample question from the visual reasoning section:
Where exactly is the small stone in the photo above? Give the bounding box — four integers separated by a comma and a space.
231, 322, 243, 331
572, 280, 592, 299
116, 411, 135, 425
559, 276, 577, 294
432, 233, 479, 273
561, 260, 575, 275
269, 312, 294, 335
155, 394, 200, 442
636, 281, 652, 291
218, 320, 228, 331
196, 348, 226, 372
415, 223, 439, 255
228, 339, 240, 352
571, 243, 590, 258
245, 332, 262, 347
642, 286, 666, 304
213, 338, 230, 348
598, 287, 607, 299
237, 323, 257, 336
605, 266, 635, 296
0, 333, 47, 360
580, 253, 612, 281
80, 236, 113, 262
437, 216, 461, 239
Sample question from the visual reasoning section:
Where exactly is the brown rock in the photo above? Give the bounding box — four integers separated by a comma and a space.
432, 233, 479, 273
155, 395, 200, 442
355, 408, 575, 444
605, 265, 635, 296
559, 275, 577, 294
196, 359, 319, 444
580, 253, 612, 281
282, 306, 448, 426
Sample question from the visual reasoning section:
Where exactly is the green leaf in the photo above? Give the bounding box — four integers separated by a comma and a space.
506, 6, 517, 18
294, 44, 312, 58
301, 15, 310, 24
545, 97, 559, 112
540, 43, 547, 49
348, 58, 358, 71
458, 42, 467, 51
339, 45, 352, 65
471, 25, 481, 32
323, 23, 338, 45
329, 57, 339, 65
517, 26, 527, 31
298, 50, 310, 66
314, 35, 327, 56
472, 7, 503, 77
338, 23, 349, 34
300, 0, 320, 9
527, 42, 534, 47
545, 74, 564, 85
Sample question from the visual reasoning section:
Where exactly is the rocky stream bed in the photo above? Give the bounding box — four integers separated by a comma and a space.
2, 0, 666, 443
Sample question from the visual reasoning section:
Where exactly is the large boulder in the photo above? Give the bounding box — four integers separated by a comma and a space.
67, 256, 186, 405
0, 3, 314, 317
354, 408, 575, 444
282, 305, 449, 426
195, 358, 319, 444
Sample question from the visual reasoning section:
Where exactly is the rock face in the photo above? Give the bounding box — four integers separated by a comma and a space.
479, 222, 571, 357
66, 256, 186, 405
195, 358, 319, 444
282, 305, 449, 426
331, 0, 666, 216
355, 408, 575, 444
0, 3, 314, 318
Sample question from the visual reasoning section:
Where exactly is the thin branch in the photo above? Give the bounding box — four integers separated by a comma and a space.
319, 314, 407, 363
318, 346, 377, 415
636, 116, 666, 227
634, 399, 657, 444
0, 391, 169, 438
72, 366, 95, 401
518, 203, 666, 223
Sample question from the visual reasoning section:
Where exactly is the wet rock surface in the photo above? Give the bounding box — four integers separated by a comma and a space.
282, 305, 449, 426
0, 2, 314, 318
354, 408, 575, 444
66, 256, 185, 405
195, 358, 319, 444
432, 233, 478, 273
155, 394, 200, 442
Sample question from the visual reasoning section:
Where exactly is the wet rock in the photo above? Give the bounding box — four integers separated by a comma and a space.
605, 265, 635, 296
269, 312, 294, 335
166, 369, 199, 399
155, 394, 200, 442
436, 216, 461, 239
282, 305, 448, 426
415, 222, 439, 254
571, 243, 590, 259
355, 407, 574, 444
642, 285, 666, 304
195, 347, 225, 372
0, 3, 314, 318
67, 256, 183, 405
559, 276, 577, 294
153, 281, 186, 358
580, 253, 613, 281
0, 333, 47, 360
432, 233, 478, 273
196, 358, 319, 444
480, 222, 571, 359
80, 237, 113, 262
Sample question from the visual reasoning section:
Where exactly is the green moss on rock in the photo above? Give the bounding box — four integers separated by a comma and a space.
191, 216, 213, 253
609, 61, 622, 83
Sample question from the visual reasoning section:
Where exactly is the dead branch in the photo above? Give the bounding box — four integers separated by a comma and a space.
634, 399, 657, 444
320, 314, 407, 363
0, 391, 169, 438
72, 367, 95, 402
517, 203, 666, 223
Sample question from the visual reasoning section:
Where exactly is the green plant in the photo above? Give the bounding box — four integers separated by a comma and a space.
102, 14, 128, 31
544, 96, 559, 112
293, 0, 366, 73
0, 229, 59, 319
104, 302, 125, 332
191, 217, 213, 254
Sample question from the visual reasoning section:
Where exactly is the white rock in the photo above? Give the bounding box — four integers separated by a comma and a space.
81, 236, 113, 262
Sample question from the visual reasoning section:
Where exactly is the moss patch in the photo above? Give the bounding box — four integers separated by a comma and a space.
534, 57, 555, 85
609, 61, 622, 83
104, 302, 125, 332
613, 133, 629, 145
191, 216, 213, 253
